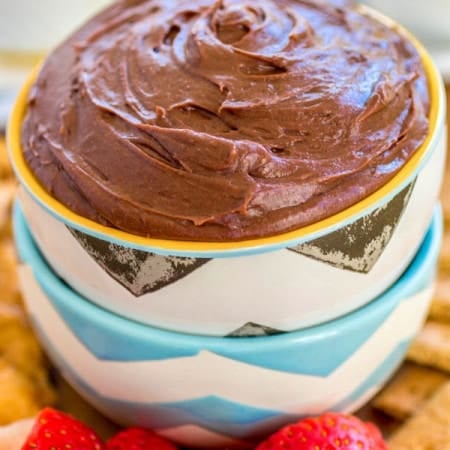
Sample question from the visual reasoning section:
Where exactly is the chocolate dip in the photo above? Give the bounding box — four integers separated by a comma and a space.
22, 0, 429, 241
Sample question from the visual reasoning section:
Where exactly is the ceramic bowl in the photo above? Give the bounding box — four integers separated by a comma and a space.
14, 202, 442, 448
8, 7, 447, 336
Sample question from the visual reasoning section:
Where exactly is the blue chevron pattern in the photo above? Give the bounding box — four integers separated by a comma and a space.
48, 290, 395, 375
29, 314, 414, 440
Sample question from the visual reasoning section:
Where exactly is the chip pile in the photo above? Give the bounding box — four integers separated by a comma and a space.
0, 138, 56, 424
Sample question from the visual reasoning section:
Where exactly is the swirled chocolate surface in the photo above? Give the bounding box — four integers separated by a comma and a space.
22, 0, 429, 241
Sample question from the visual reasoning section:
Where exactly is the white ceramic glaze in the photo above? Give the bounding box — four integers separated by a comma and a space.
18, 120, 446, 335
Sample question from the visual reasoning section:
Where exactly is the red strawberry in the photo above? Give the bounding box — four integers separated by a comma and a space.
22, 407, 105, 450
256, 412, 387, 450
107, 428, 178, 450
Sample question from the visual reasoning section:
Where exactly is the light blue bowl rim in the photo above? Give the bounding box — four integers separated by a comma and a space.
13, 201, 442, 352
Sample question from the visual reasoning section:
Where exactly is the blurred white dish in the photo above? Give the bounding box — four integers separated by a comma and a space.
362, 0, 450, 79
0, 0, 113, 117
0, 0, 112, 53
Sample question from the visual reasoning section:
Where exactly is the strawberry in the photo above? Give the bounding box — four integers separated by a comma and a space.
107, 428, 178, 450
256, 412, 387, 450
22, 407, 105, 450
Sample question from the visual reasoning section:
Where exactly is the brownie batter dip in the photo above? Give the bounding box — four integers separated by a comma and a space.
22, 0, 429, 241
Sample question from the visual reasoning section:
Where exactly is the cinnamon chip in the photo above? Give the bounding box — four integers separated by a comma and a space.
0, 359, 41, 425
372, 363, 448, 421
0, 140, 12, 180
407, 321, 450, 373
0, 181, 16, 237
441, 167, 450, 224
389, 381, 450, 449
0, 178, 57, 425
443, 199, 450, 225
429, 275, 450, 322
440, 232, 450, 273
0, 240, 21, 305
0, 316, 56, 407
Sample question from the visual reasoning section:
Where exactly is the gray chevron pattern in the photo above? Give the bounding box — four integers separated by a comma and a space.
289, 181, 416, 273
68, 229, 211, 297
227, 322, 284, 337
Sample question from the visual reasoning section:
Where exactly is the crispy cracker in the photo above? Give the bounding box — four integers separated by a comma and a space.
0, 240, 21, 305
0, 316, 56, 406
0, 359, 42, 425
440, 153, 450, 222
0, 303, 25, 322
0, 140, 12, 180
440, 232, 450, 273
429, 275, 450, 322
372, 363, 448, 421
389, 381, 450, 449
0, 181, 16, 238
407, 321, 450, 373
441, 177, 450, 224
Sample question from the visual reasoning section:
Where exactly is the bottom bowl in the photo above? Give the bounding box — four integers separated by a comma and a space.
14, 203, 442, 449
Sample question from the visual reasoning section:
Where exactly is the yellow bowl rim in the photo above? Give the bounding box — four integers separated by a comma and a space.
7, 5, 446, 255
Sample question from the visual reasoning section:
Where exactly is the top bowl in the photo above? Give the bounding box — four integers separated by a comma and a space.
8, 6, 448, 336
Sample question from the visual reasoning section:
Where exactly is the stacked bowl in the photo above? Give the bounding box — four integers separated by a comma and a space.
7, 2, 448, 449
